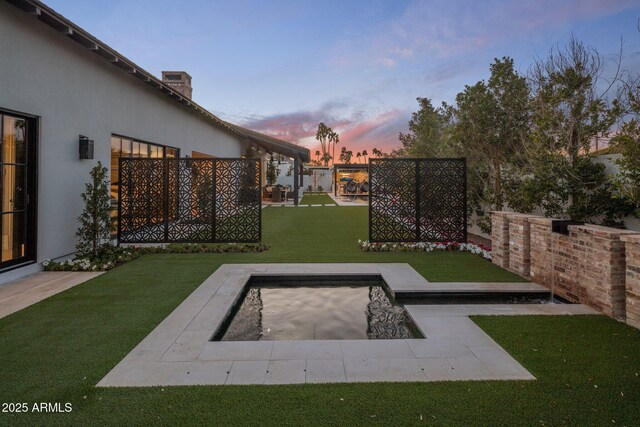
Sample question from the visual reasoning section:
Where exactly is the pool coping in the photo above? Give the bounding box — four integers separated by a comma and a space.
97, 263, 598, 387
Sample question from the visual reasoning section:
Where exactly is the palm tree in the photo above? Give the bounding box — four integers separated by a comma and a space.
372, 148, 380, 158
315, 123, 340, 167
339, 146, 348, 163
356, 152, 362, 163
315, 150, 321, 163
330, 131, 340, 166
362, 149, 368, 163
345, 150, 353, 164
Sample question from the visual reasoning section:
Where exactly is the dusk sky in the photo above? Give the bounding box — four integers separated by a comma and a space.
47, 0, 640, 157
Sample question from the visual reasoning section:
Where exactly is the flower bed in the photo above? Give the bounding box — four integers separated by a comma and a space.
42, 243, 270, 272
358, 240, 492, 260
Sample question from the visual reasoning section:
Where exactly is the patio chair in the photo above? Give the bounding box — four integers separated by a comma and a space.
263, 186, 272, 200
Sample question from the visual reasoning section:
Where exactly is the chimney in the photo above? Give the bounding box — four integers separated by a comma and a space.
161, 71, 192, 99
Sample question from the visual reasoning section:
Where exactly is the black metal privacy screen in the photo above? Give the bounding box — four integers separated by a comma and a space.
369, 158, 467, 243
118, 158, 261, 243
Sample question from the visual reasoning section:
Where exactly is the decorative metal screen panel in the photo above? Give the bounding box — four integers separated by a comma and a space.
369, 158, 466, 242
118, 158, 261, 243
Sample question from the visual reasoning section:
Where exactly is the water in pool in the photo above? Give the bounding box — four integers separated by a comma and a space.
216, 282, 421, 341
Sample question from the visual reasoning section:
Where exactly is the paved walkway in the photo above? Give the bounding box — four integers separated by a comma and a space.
328, 192, 368, 206
0, 271, 103, 319
99, 264, 598, 387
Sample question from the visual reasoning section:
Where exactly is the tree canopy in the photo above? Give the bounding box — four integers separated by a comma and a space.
398, 39, 639, 232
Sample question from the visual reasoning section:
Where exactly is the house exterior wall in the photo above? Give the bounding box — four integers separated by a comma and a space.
0, 2, 248, 272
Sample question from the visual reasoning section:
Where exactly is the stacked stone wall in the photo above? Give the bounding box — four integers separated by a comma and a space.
506, 213, 535, 278
490, 212, 640, 325
491, 212, 510, 269
622, 235, 640, 328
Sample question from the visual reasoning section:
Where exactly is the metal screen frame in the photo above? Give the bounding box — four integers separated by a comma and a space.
369, 158, 466, 243
118, 158, 261, 244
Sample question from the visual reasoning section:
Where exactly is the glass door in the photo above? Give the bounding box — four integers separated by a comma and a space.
1, 111, 36, 269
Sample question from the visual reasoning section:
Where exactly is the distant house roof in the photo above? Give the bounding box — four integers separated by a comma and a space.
225, 122, 311, 162
333, 163, 369, 170
5, 0, 310, 162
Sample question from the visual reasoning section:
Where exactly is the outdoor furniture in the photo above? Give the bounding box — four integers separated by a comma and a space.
265, 185, 290, 203
263, 186, 272, 199
271, 187, 283, 202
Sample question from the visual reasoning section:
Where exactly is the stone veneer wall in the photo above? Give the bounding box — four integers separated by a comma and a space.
491, 211, 640, 324
527, 217, 557, 290
506, 213, 535, 278
491, 212, 510, 269
567, 225, 633, 318
622, 234, 640, 329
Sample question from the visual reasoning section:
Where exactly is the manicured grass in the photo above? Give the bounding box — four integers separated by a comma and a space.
299, 192, 336, 205
258, 206, 522, 282
1, 206, 638, 425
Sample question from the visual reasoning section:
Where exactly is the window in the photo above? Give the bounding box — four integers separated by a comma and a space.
0, 110, 37, 269
110, 135, 179, 224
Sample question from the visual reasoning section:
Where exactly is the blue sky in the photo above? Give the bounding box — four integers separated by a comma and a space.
46, 0, 640, 155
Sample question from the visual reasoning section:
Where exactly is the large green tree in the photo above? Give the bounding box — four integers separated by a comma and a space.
397, 98, 451, 157
506, 37, 632, 224
611, 71, 640, 216
454, 57, 530, 215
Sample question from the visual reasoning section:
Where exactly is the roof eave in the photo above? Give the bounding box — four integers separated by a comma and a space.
5, 0, 310, 159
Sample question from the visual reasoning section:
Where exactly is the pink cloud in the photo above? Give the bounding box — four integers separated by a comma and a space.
309, 110, 409, 157
240, 107, 409, 158
238, 103, 353, 143
340, 111, 401, 143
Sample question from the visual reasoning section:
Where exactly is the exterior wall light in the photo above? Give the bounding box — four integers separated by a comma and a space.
79, 135, 94, 159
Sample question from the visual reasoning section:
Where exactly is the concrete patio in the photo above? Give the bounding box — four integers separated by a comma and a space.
0, 271, 103, 319
98, 263, 598, 387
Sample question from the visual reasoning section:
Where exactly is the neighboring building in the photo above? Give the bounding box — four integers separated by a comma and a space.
307, 166, 333, 192
333, 164, 369, 197
0, 0, 309, 282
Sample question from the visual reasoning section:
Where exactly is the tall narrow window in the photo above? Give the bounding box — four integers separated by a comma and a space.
0, 111, 36, 269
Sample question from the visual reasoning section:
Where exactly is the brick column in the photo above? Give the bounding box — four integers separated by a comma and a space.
491, 211, 510, 269
506, 213, 536, 278
568, 225, 637, 319
621, 234, 640, 329
528, 217, 557, 290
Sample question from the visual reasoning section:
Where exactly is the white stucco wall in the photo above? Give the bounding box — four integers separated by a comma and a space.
0, 2, 248, 266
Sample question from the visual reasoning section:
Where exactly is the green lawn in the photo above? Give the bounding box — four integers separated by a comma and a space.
299, 192, 336, 205
1, 206, 639, 426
